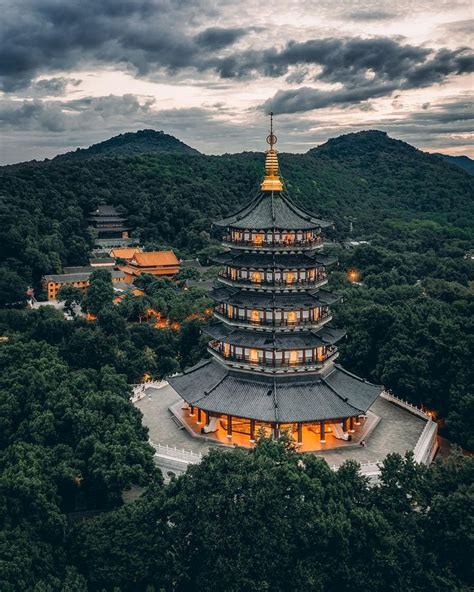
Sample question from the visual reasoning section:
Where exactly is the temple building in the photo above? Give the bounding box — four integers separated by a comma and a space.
119, 250, 181, 282
44, 269, 127, 300
169, 118, 383, 449
88, 205, 130, 240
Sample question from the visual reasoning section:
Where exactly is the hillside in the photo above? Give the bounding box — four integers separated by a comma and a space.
435, 153, 474, 175
55, 129, 200, 160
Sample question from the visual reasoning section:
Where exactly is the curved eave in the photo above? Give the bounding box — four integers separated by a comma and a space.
211, 252, 333, 269
204, 322, 345, 349
213, 190, 332, 230
168, 358, 382, 423
210, 286, 341, 309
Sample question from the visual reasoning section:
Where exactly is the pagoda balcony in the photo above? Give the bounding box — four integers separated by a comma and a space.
217, 273, 328, 291
213, 310, 333, 331
208, 343, 339, 373
222, 236, 324, 252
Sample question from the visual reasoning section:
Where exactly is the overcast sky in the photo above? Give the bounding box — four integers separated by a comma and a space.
0, 0, 472, 164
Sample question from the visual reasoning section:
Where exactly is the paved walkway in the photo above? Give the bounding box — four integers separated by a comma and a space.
135, 384, 427, 468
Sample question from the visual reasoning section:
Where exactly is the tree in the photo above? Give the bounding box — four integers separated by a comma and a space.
0, 268, 27, 307
57, 285, 83, 316
82, 270, 114, 315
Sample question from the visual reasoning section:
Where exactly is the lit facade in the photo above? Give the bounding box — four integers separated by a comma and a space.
119, 251, 181, 282
44, 269, 127, 300
169, 120, 381, 447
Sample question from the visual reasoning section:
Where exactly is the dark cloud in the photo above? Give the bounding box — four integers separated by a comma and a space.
194, 27, 248, 50
1, 0, 471, 98
0, 94, 154, 132
260, 40, 473, 114
346, 10, 398, 21
262, 85, 395, 114
0, 0, 245, 90
25, 77, 82, 97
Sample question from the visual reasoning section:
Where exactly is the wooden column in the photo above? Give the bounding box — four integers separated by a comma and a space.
250, 419, 256, 443
319, 420, 326, 443
227, 415, 232, 439
349, 417, 355, 433
203, 411, 209, 427
297, 423, 303, 445
273, 423, 280, 439
197, 408, 202, 425
343, 418, 349, 433
190, 405, 195, 417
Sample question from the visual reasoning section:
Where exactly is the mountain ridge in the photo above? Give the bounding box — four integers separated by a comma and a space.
53, 129, 200, 160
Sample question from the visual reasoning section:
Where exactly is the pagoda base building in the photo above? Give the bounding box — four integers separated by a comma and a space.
169, 118, 383, 450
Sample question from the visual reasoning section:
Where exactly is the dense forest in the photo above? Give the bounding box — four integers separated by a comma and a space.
0, 129, 473, 590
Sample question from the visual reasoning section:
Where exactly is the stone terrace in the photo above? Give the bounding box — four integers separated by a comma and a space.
136, 384, 427, 468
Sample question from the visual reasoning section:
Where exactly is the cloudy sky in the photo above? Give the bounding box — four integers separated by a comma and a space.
0, 0, 472, 164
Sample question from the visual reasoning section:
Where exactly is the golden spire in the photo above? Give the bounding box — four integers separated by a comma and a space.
260, 112, 283, 192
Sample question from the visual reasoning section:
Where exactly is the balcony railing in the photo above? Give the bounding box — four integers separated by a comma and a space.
214, 310, 333, 329
222, 236, 323, 251
208, 342, 338, 369
217, 273, 328, 290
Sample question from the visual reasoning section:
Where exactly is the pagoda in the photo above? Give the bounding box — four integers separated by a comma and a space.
169, 116, 382, 448
88, 205, 129, 240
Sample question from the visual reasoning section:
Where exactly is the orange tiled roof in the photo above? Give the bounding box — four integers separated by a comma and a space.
131, 251, 180, 267
111, 247, 141, 259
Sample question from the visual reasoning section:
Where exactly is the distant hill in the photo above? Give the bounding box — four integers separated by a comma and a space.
434, 153, 474, 175
0, 129, 472, 287
55, 129, 200, 160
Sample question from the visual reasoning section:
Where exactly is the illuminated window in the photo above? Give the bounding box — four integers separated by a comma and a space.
317, 347, 325, 362
286, 272, 295, 284
287, 311, 297, 324
251, 309, 260, 324
252, 271, 262, 284
223, 343, 230, 357
283, 233, 294, 243
254, 234, 263, 245
228, 304, 234, 318
289, 351, 298, 365
249, 349, 258, 363
230, 268, 237, 280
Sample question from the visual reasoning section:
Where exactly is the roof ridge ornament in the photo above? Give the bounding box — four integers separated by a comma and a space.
261, 112, 284, 192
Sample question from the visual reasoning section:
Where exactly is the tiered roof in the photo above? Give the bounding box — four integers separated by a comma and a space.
169, 359, 381, 422
214, 191, 332, 230
212, 251, 337, 269
205, 323, 345, 348
210, 286, 340, 309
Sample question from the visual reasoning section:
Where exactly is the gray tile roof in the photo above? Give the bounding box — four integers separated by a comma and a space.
168, 359, 382, 422
210, 287, 340, 309
214, 191, 332, 230
44, 270, 125, 283
204, 322, 345, 348
212, 252, 336, 269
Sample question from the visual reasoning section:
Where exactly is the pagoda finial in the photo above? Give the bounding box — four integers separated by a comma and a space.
261, 112, 283, 192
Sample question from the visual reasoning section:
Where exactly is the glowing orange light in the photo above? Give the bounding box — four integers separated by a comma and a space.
347, 269, 360, 283
249, 349, 259, 363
